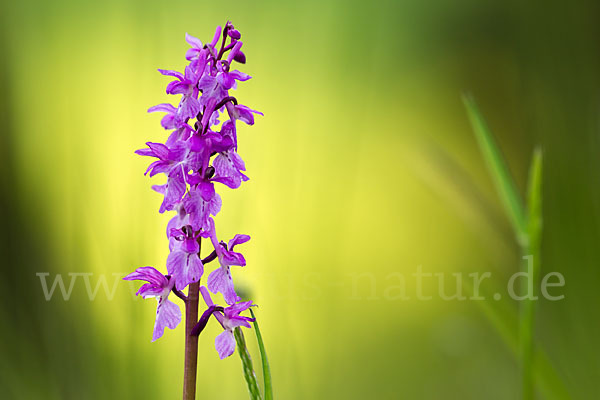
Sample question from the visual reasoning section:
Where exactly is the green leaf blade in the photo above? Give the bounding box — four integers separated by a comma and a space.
234, 327, 262, 400
520, 147, 544, 400
250, 308, 273, 400
526, 147, 543, 248
462, 94, 528, 242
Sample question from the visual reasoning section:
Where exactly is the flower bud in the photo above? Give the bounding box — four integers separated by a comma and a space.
234, 51, 246, 64
205, 166, 215, 179
228, 29, 241, 40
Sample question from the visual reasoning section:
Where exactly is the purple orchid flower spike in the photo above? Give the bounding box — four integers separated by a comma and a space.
123, 267, 181, 341
198, 286, 255, 359
205, 218, 250, 305
128, 22, 266, 398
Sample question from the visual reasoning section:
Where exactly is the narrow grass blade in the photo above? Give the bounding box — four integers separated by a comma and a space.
462, 94, 528, 243
533, 349, 571, 400
234, 327, 262, 400
250, 308, 273, 400
520, 148, 543, 400
462, 277, 570, 399
462, 277, 518, 354
526, 147, 543, 249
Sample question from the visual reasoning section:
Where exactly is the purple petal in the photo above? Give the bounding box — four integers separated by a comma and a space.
185, 33, 203, 49
160, 168, 186, 213
136, 282, 164, 298
158, 69, 184, 80
211, 176, 241, 189
123, 266, 166, 286
148, 103, 177, 114
167, 251, 203, 290
215, 330, 236, 359
145, 142, 170, 160
226, 300, 254, 315
227, 41, 243, 64
221, 249, 246, 267
213, 151, 246, 189
182, 237, 200, 254
152, 184, 166, 195
229, 70, 251, 82
200, 285, 214, 306
184, 64, 199, 83
234, 105, 262, 125
198, 181, 216, 201
146, 160, 171, 177
228, 29, 241, 40
227, 315, 252, 329
165, 130, 180, 148
186, 48, 201, 61
198, 73, 216, 93
169, 227, 185, 238
217, 72, 235, 90
210, 26, 222, 48
152, 298, 181, 341
160, 114, 177, 130
207, 266, 240, 305
135, 148, 155, 157
168, 141, 189, 162
228, 234, 251, 250
183, 190, 221, 232
166, 209, 188, 238
179, 96, 201, 120
166, 81, 190, 95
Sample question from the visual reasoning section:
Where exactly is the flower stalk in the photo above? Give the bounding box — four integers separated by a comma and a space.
183, 280, 200, 400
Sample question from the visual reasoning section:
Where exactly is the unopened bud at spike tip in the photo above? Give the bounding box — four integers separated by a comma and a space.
228, 29, 241, 40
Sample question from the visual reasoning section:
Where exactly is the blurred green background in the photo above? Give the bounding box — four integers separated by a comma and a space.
1, 0, 599, 398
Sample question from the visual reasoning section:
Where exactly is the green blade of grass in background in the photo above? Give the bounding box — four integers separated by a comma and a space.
462, 97, 553, 400
520, 148, 544, 400
463, 276, 570, 400
234, 327, 262, 400
526, 147, 543, 253
462, 94, 528, 244
250, 308, 273, 400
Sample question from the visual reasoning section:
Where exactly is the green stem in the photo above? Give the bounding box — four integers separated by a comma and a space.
462, 93, 528, 243
518, 253, 536, 400
250, 309, 273, 400
234, 327, 261, 400
463, 97, 545, 400
520, 148, 543, 400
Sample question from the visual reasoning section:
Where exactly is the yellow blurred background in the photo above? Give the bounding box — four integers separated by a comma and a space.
1, 0, 599, 398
